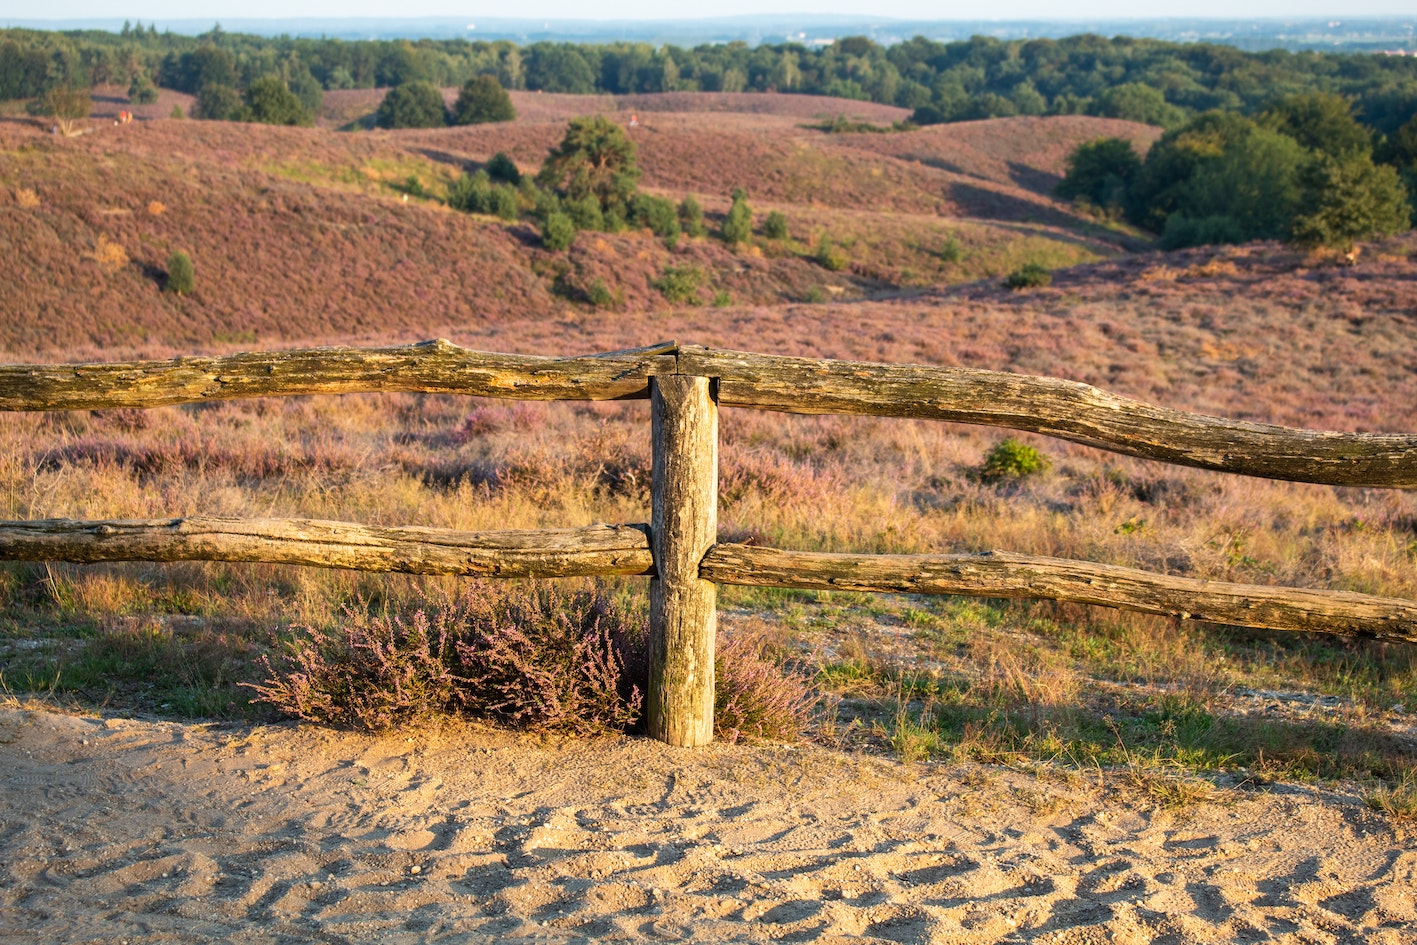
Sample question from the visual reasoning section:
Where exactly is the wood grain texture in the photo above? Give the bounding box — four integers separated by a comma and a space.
0, 340, 678, 410
699, 544, 1417, 642
648, 376, 718, 747
0, 517, 654, 578
677, 346, 1417, 489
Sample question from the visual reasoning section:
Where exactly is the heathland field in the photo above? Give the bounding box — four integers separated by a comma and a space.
3, 86, 1417, 945
3, 91, 1417, 782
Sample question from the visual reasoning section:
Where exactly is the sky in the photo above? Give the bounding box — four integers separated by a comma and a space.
13, 1, 1417, 23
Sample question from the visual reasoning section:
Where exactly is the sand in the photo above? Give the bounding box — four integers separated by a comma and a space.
0, 706, 1412, 944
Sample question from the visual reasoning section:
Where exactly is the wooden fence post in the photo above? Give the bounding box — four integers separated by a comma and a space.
648, 375, 718, 746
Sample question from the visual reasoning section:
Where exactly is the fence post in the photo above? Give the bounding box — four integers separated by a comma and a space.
647, 375, 718, 746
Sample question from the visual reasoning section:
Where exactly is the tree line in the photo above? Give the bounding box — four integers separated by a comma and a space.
4, 26, 1417, 134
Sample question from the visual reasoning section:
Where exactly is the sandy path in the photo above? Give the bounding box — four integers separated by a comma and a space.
0, 706, 1412, 944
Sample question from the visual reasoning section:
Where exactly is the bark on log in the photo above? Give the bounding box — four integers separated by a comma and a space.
677, 346, 1417, 489
699, 543, 1417, 643
0, 340, 678, 411
648, 376, 718, 747
0, 517, 653, 578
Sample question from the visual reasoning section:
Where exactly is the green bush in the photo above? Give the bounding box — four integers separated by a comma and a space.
1055, 137, 1141, 215
447, 170, 520, 220
1287, 152, 1411, 253
652, 264, 707, 305
375, 80, 446, 129
243, 74, 313, 127
631, 193, 681, 245
813, 235, 849, 271
127, 72, 158, 105
165, 250, 194, 294
586, 278, 616, 308
1004, 263, 1052, 289
485, 151, 521, 185
762, 210, 789, 240
193, 83, 242, 121
720, 189, 753, 245
980, 439, 1049, 483
937, 235, 962, 262
564, 193, 604, 231
449, 75, 515, 125
541, 212, 576, 251
678, 195, 706, 237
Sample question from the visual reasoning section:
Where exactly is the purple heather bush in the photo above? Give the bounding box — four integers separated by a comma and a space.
246, 580, 817, 741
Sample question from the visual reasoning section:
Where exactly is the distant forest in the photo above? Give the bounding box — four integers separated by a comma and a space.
4, 24, 1417, 135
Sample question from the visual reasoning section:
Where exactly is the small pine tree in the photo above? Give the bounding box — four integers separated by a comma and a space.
128, 72, 159, 105
762, 210, 789, 240
678, 195, 706, 237
486, 152, 521, 185
375, 80, 447, 129
166, 251, 195, 294
720, 190, 752, 246
541, 212, 576, 251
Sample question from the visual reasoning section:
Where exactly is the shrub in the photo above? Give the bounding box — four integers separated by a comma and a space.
813, 235, 849, 271
193, 83, 242, 121
448, 170, 520, 220
169, 104, 185, 120
937, 235, 962, 262
652, 264, 707, 304
165, 251, 194, 294
586, 278, 616, 308
714, 634, 818, 743
1055, 137, 1141, 216
721, 189, 753, 245
980, 439, 1050, 483
631, 193, 680, 245
564, 193, 604, 231
678, 195, 706, 237
34, 85, 91, 136
541, 211, 576, 250
376, 80, 446, 129
762, 210, 789, 240
486, 151, 521, 185
243, 607, 459, 731
246, 582, 813, 741
450, 75, 515, 125
1004, 262, 1051, 289
244, 74, 313, 127
127, 73, 158, 105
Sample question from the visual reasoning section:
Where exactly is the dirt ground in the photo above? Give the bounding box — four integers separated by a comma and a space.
1, 705, 1412, 944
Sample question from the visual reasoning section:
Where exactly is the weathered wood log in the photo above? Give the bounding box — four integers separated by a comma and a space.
0, 340, 678, 411
648, 376, 718, 747
699, 543, 1417, 643
0, 517, 654, 578
677, 346, 1417, 489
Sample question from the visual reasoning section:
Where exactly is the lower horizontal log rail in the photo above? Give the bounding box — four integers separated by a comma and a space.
0, 518, 653, 578
2, 518, 1414, 644
699, 544, 1417, 644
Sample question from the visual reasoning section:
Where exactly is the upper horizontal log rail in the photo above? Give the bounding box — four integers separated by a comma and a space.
699, 544, 1417, 644
0, 340, 678, 411
2, 340, 1413, 488
0, 517, 654, 579
678, 346, 1417, 489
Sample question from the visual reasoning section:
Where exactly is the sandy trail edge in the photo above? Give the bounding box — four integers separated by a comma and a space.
0, 706, 1412, 945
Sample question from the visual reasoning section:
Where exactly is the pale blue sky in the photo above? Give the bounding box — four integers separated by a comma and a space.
17, 2, 1417, 22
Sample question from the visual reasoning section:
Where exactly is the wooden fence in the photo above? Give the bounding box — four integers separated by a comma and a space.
2, 339, 1415, 746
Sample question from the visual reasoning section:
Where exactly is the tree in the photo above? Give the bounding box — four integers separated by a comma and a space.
38, 85, 91, 137
244, 75, 312, 126
127, 72, 158, 105
165, 251, 195, 294
536, 115, 640, 219
1260, 92, 1372, 158
486, 152, 521, 185
1158, 127, 1309, 248
375, 80, 446, 129
1087, 83, 1186, 129
720, 189, 752, 246
193, 83, 242, 121
763, 210, 789, 240
541, 211, 576, 251
1055, 137, 1141, 215
1288, 153, 1411, 253
450, 75, 515, 125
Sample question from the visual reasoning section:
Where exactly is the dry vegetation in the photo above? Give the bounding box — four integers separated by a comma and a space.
1, 93, 1415, 800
